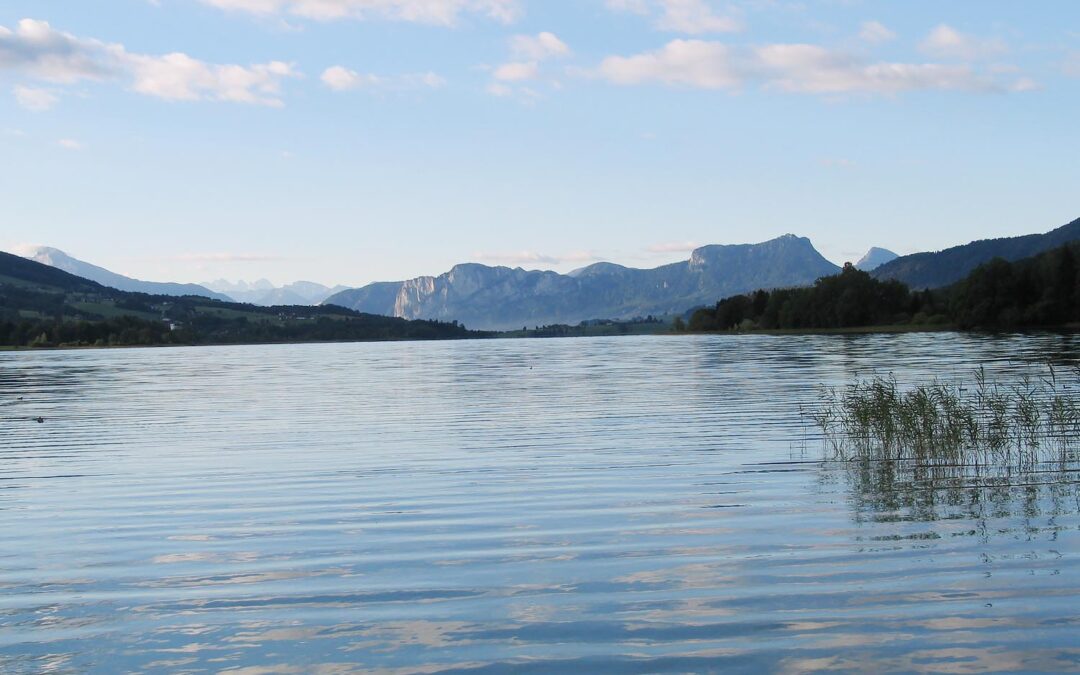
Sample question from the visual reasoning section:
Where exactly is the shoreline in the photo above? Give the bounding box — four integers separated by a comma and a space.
5, 322, 1080, 353
0, 334, 493, 354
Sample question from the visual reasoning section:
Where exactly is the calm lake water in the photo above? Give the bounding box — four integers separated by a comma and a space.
2, 333, 1079, 674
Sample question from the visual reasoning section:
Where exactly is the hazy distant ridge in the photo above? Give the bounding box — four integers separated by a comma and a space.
203, 279, 350, 306
26, 247, 232, 302
325, 234, 841, 330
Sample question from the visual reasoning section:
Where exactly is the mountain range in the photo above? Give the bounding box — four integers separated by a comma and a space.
16, 216, 1080, 332
202, 279, 350, 306
17, 247, 348, 306
24, 247, 232, 302
872, 217, 1080, 288
0, 251, 477, 346
325, 234, 843, 331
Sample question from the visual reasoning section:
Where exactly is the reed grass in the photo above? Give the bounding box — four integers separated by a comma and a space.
806, 364, 1080, 468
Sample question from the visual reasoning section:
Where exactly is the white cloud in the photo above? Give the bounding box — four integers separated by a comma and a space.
173, 252, 287, 262
655, 0, 741, 34
322, 65, 381, 90
606, 0, 741, 35
598, 39, 740, 89
755, 43, 994, 94
858, 20, 895, 44
127, 53, 296, 105
321, 65, 445, 91
199, 0, 520, 24
493, 61, 538, 81
1009, 77, 1040, 92
594, 39, 1021, 95
0, 19, 117, 83
13, 84, 58, 111
1064, 52, 1080, 78
647, 241, 699, 254
0, 18, 298, 106
56, 138, 84, 150
919, 24, 1007, 61
606, 0, 649, 13
472, 250, 600, 267
414, 71, 447, 88
510, 32, 570, 61
6, 242, 45, 257
485, 81, 541, 103
487, 31, 569, 98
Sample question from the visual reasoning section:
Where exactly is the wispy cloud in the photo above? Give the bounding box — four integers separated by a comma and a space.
597, 40, 740, 89
172, 252, 289, 262
1064, 51, 1080, 78
858, 20, 895, 45
918, 24, 1007, 61
647, 241, 699, 254
56, 138, 84, 150
13, 84, 58, 111
6, 242, 46, 257
510, 32, 571, 60
321, 65, 446, 91
126, 53, 297, 105
487, 31, 570, 100
471, 249, 600, 267
606, 0, 742, 35
493, 61, 539, 82
0, 18, 298, 106
758, 43, 996, 94
593, 38, 1030, 95
197, 0, 520, 25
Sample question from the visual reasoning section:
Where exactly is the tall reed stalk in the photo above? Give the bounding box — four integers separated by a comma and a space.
806, 364, 1080, 468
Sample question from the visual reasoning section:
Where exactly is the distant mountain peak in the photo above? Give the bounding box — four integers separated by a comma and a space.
568, 261, 629, 278
855, 247, 899, 271
21, 246, 230, 301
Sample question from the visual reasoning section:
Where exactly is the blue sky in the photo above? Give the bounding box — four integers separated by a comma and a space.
1, 1, 1077, 287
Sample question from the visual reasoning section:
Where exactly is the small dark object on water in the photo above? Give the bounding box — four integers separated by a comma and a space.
33, 417, 44, 423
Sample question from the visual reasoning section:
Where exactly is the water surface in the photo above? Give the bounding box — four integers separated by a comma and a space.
1, 334, 1079, 673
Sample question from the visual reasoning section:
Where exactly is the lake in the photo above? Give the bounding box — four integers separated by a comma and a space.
2, 333, 1079, 674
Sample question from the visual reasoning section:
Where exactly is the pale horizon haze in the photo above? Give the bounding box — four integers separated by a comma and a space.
1, 1, 1077, 287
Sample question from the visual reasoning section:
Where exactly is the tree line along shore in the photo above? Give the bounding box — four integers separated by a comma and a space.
686, 243, 1080, 334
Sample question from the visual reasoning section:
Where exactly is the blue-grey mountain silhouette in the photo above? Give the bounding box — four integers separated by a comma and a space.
855, 247, 898, 271
25, 247, 231, 301
325, 234, 841, 330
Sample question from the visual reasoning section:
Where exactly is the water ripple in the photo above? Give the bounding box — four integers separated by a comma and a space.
1, 333, 1079, 673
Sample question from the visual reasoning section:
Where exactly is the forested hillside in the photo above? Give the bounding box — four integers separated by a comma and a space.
689, 243, 1080, 332
0, 252, 482, 347
872, 217, 1080, 289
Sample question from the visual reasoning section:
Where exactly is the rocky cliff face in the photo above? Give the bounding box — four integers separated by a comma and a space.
326, 234, 841, 330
